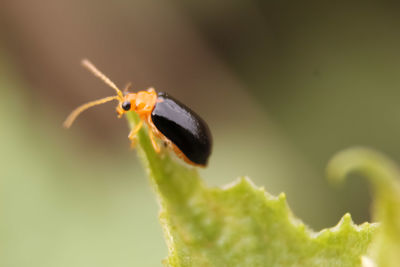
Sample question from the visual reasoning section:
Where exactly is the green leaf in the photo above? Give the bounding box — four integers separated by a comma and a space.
126, 113, 377, 266
328, 147, 400, 267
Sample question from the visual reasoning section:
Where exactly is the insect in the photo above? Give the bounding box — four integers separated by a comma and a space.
63, 59, 212, 167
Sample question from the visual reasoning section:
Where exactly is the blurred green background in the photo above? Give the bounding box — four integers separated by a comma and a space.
1, 0, 399, 266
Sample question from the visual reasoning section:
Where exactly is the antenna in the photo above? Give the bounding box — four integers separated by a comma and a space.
81, 59, 123, 99
63, 59, 123, 128
63, 95, 119, 128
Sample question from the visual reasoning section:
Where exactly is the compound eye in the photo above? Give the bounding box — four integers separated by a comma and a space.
122, 101, 131, 111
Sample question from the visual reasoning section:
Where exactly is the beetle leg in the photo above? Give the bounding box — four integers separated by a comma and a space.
116, 104, 127, 118
128, 120, 143, 138
149, 130, 161, 153
128, 120, 143, 148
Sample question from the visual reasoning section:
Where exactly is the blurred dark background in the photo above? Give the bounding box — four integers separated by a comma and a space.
1, 0, 399, 266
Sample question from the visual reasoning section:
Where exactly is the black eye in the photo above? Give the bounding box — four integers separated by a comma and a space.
122, 101, 131, 111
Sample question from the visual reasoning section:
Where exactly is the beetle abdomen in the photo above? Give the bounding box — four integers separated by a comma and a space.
151, 92, 212, 166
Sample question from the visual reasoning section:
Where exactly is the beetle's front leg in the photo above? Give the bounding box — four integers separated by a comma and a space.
116, 106, 124, 118
128, 120, 143, 148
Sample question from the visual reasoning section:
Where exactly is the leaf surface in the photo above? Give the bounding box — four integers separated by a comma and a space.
126, 113, 377, 266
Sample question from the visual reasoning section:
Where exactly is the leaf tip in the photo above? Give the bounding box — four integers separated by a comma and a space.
342, 213, 354, 225
277, 192, 287, 205
329, 213, 355, 232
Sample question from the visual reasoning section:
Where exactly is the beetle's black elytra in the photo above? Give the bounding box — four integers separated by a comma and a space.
151, 92, 212, 166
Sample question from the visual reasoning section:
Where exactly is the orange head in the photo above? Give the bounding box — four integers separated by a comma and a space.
116, 90, 157, 118
63, 59, 157, 128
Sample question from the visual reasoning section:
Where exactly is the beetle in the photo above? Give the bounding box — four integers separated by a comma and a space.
63, 59, 212, 167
